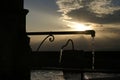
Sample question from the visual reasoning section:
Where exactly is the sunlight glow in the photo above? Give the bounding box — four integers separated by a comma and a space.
67, 21, 93, 31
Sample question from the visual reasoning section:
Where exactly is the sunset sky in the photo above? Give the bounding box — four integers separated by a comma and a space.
24, 0, 120, 51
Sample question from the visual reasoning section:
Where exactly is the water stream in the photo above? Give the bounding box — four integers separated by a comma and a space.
59, 49, 63, 63
92, 37, 95, 70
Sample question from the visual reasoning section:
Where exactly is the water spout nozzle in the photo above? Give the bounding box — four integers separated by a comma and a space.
85, 30, 95, 37
91, 30, 95, 38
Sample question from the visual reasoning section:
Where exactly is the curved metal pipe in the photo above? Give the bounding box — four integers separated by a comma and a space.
59, 39, 75, 63
61, 39, 75, 50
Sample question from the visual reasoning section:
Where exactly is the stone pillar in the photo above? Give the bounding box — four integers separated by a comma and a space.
0, 0, 31, 80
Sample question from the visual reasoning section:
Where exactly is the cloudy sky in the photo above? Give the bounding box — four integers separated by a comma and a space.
24, 0, 120, 51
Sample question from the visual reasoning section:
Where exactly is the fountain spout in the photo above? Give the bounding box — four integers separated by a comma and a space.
84, 30, 95, 37
59, 39, 75, 63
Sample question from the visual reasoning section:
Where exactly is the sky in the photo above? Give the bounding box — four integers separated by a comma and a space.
24, 0, 120, 51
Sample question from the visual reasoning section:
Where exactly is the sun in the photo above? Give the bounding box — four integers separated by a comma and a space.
67, 21, 93, 31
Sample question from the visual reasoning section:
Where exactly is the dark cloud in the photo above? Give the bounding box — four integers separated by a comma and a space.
56, 0, 120, 24
67, 7, 120, 24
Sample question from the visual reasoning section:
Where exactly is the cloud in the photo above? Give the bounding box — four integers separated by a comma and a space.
88, 0, 120, 16
67, 7, 120, 24
56, 0, 120, 24
56, 0, 83, 14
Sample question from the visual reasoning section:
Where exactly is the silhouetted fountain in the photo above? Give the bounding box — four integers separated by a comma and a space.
1, 0, 31, 80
